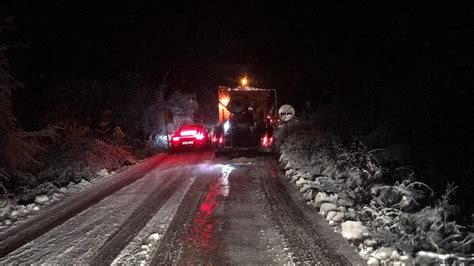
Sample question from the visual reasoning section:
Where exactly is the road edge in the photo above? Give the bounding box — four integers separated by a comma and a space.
269, 159, 366, 265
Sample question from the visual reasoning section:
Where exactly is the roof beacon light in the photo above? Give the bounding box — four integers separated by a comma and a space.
241, 76, 248, 87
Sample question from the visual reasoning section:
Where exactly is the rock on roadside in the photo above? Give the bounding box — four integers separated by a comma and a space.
313, 192, 338, 208
319, 202, 338, 216
367, 257, 380, 265
0, 202, 12, 220
372, 247, 396, 260
341, 220, 369, 240
34, 195, 50, 205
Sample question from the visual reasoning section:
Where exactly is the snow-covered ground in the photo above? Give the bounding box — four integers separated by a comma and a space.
112, 175, 197, 265
276, 121, 474, 265
2, 152, 333, 264
0, 165, 128, 233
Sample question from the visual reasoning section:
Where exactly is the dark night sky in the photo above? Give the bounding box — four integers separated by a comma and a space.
2, 1, 473, 120
3, 1, 471, 85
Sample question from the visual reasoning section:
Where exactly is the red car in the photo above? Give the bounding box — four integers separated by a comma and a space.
170, 125, 210, 152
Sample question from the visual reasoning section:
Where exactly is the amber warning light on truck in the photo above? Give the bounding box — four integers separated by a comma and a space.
218, 90, 231, 124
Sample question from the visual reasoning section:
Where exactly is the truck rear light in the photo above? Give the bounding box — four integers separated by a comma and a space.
261, 134, 273, 147
262, 135, 268, 146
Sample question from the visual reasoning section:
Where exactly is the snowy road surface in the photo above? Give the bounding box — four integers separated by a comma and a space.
0, 151, 363, 265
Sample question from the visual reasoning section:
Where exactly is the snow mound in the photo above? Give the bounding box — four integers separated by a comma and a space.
319, 203, 338, 216
372, 247, 395, 260
96, 168, 110, 178
147, 233, 161, 243
313, 192, 337, 208
34, 195, 49, 205
341, 221, 368, 240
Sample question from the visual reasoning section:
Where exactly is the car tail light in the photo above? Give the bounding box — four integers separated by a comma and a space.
172, 136, 180, 142
219, 136, 223, 144
196, 132, 205, 140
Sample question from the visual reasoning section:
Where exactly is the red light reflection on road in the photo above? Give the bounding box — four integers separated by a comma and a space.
185, 181, 219, 253
184, 165, 232, 255
270, 163, 278, 180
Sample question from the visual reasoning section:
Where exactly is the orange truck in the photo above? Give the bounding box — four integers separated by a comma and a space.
213, 85, 278, 155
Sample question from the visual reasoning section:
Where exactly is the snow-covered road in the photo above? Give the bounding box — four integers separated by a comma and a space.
0, 151, 363, 264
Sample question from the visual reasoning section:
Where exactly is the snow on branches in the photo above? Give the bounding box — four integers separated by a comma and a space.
277, 122, 473, 264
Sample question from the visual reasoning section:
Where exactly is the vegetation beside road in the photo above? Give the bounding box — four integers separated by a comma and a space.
0, 25, 197, 205
277, 120, 473, 264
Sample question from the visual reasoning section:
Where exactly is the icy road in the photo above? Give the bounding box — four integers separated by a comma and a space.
0, 151, 363, 265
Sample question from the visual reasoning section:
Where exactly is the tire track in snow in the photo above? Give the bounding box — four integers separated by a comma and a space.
256, 159, 352, 265
89, 174, 187, 264
0, 169, 165, 263
0, 154, 167, 258
111, 174, 197, 265
149, 168, 217, 264
0, 152, 213, 264
217, 162, 293, 264
89, 153, 213, 265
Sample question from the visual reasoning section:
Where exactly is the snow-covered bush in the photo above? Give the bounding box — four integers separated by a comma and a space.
111, 72, 198, 144
164, 90, 198, 133
43, 71, 198, 152
0, 134, 133, 203
38, 138, 132, 184
277, 120, 473, 264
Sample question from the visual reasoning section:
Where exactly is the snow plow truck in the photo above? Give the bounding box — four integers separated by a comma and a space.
213, 84, 277, 156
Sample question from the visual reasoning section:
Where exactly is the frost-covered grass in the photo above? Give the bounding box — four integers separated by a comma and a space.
277, 121, 474, 265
